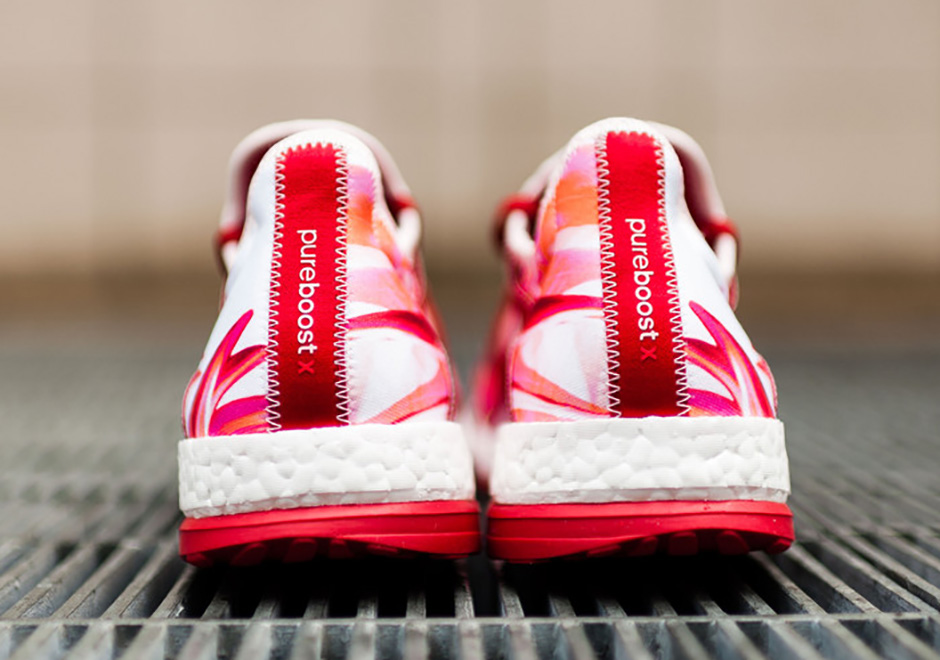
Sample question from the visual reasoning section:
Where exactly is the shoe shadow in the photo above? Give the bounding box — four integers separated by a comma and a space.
177, 552, 784, 620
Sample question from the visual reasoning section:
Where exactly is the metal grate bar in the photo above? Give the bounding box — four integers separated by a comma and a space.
102, 541, 186, 619
802, 540, 934, 613
610, 621, 656, 660
770, 545, 881, 613
702, 619, 768, 659
806, 620, 884, 660
63, 622, 113, 660
661, 620, 712, 660
2, 545, 110, 620
750, 620, 828, 660
177, 623, 218, 660
0, 619, 939, 659
842, 619, 939, 660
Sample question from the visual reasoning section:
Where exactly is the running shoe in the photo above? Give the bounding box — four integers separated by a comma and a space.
475, 118, 793, 561
179, 121, 479, 565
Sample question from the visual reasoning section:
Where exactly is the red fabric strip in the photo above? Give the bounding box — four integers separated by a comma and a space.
602, 132, 683, 417
269, 143, 346, 429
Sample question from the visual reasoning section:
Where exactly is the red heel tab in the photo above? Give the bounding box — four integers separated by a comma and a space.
598, 131, 688, 417
700, 215, 740, 308
267, 142, 350, 430
698, 214, 740, 252
215, 225, 244, 276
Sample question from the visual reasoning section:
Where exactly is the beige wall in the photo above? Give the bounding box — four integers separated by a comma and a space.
1, 0, 938, 274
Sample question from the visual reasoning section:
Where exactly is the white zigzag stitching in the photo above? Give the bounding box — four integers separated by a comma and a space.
595, 136, 621, 416
333, 149, 351, 425
653, 137, 691, 415
265, 153, 287, 432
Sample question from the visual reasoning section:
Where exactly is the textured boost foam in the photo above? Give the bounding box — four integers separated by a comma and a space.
179, 422, 475, 517
489, 417, 789, 504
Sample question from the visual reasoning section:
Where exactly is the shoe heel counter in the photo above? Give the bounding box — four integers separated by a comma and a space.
272, 131, 458, 426
595, 125, 778, 419
184, 127, 459, 437
507, 123, 692, 422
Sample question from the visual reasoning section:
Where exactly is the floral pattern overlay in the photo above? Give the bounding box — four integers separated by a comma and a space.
685, 302, 776, 417
184, 310, 267, 437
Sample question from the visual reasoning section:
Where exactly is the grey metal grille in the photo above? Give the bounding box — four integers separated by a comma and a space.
0, 339, 939, 658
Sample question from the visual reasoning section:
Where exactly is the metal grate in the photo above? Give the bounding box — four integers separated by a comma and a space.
0, 340, 939, 658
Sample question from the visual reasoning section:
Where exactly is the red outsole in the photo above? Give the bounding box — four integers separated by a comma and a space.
179, 500, 481, 566
487, 500, 794, 562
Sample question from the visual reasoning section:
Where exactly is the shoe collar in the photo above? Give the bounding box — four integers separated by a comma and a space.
216, 120, 420, 275
494, 119, 740, 306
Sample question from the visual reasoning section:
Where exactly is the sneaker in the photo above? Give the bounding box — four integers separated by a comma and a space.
475, 118, 793, 561
179, 121, 479, 565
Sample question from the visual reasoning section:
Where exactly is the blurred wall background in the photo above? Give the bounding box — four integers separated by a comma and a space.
0, 0, 938, 277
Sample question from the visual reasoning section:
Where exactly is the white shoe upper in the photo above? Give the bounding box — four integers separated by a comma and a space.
182, 121, 460, 440
497, 118, 778, 423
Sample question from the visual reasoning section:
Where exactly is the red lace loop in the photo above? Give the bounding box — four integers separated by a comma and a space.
697, 215, 740, 252
387, 192, 417, 218
492, 193, 541, 250
215, 225, 244, 275
696, 216, 741, 309
697, 215, 740, 308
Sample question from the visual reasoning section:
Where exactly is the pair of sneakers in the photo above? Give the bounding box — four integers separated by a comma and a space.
178, 118, 793, 565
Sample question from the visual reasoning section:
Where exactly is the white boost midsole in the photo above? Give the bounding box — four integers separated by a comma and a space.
489, 417, 789, 505
179, 422, 475, 518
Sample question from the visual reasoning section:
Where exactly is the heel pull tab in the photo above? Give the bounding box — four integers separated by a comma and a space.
267, 142, 349, 430
597, 131, 688, 417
